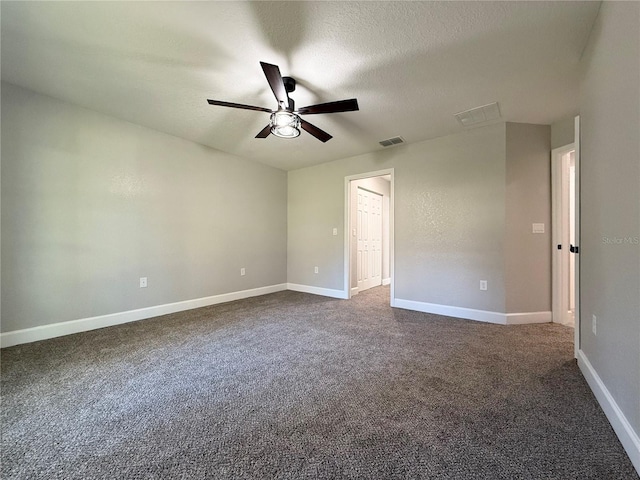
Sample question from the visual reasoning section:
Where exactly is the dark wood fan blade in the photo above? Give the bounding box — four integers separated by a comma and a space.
255, 124, 272, 138
260, 62, 289, 109
300, 119, 332, 143
297, 98, 359, 115
207, 99, 272, 113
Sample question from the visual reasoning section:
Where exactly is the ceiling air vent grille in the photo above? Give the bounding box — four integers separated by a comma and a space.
454, 102, 501, 127
379, 136, 405, 147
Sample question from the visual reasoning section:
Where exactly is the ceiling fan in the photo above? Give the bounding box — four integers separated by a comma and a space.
207, 62, 359, 143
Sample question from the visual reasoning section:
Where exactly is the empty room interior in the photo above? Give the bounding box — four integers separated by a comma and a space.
1, 2, 639, 479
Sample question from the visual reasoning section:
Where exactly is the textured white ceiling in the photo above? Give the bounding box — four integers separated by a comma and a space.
1, 1, 600, 171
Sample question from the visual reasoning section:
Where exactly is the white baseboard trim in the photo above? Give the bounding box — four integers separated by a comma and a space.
578, 350, 640, 474
0, 283, 288, 348
286, 283, 348, 299
393, 298, 506, 324
393, 299, 552, 326
382, 278, 391, 286
505, 311, 552, 325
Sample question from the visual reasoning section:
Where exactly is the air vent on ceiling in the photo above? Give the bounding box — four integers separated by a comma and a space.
454, 102, 501, 127
379, 136, 405, 147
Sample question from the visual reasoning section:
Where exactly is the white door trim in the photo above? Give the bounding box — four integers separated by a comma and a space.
550, 115, 580, 359
344, 169, 395, 305
573, 115, 581, 358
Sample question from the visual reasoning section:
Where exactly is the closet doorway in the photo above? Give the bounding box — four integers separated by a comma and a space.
344, 169, 394, 301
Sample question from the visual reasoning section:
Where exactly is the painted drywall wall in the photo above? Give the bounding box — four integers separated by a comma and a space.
579, 1, 640, 439
289, 123, 507, 312
1, 82, 287, 333
505, 123, 552, 313
551, 117, 575, 149
349, 176, 391, 291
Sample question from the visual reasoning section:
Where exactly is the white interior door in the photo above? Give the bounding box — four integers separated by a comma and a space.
552, 146, 576, 327
357, 187, 382, 291
551, 144, 578, 327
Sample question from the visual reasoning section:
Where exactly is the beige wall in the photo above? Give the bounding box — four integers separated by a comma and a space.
288, 122, 553, 316
289, 123, 508, 311
2, 83, 555, 335
579, 2, 640, 438
505, 123, 552, 313
1, 82, 287, 333
551, 117, 575, 149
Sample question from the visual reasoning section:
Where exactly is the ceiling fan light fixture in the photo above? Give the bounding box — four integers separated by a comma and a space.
208, 62, 358, 142
270, 111, 300, 139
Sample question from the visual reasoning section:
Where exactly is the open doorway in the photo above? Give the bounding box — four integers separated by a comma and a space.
552, 145, 576, 327
552, 116, 581, 359
344, 169, 394, 302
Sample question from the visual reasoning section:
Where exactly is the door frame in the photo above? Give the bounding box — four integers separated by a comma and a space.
550, 115, 580, 359
344, 169, 395, 304
573, 115, 581, 358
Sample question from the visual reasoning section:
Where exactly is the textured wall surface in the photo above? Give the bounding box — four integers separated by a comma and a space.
579, 2, 640, 435
505, 123, 552, 313
289, 123, 507, 312
551, 117, 575, 149
1, 83, 287, 333
287, 162, 351, 291
394, 127, 507, 311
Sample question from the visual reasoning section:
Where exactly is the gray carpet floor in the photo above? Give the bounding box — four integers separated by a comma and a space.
1, 286, 638, 479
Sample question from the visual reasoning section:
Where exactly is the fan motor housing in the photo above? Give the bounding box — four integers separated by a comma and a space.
283, 76, 296, 93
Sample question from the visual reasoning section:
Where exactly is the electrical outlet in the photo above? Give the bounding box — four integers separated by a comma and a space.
479, 280, 488, 291
333, 228, 338, 236
139, 277, 147, 288
592, 314, 597, 335
314, 266, 319, 274
240, 268, 246, 276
